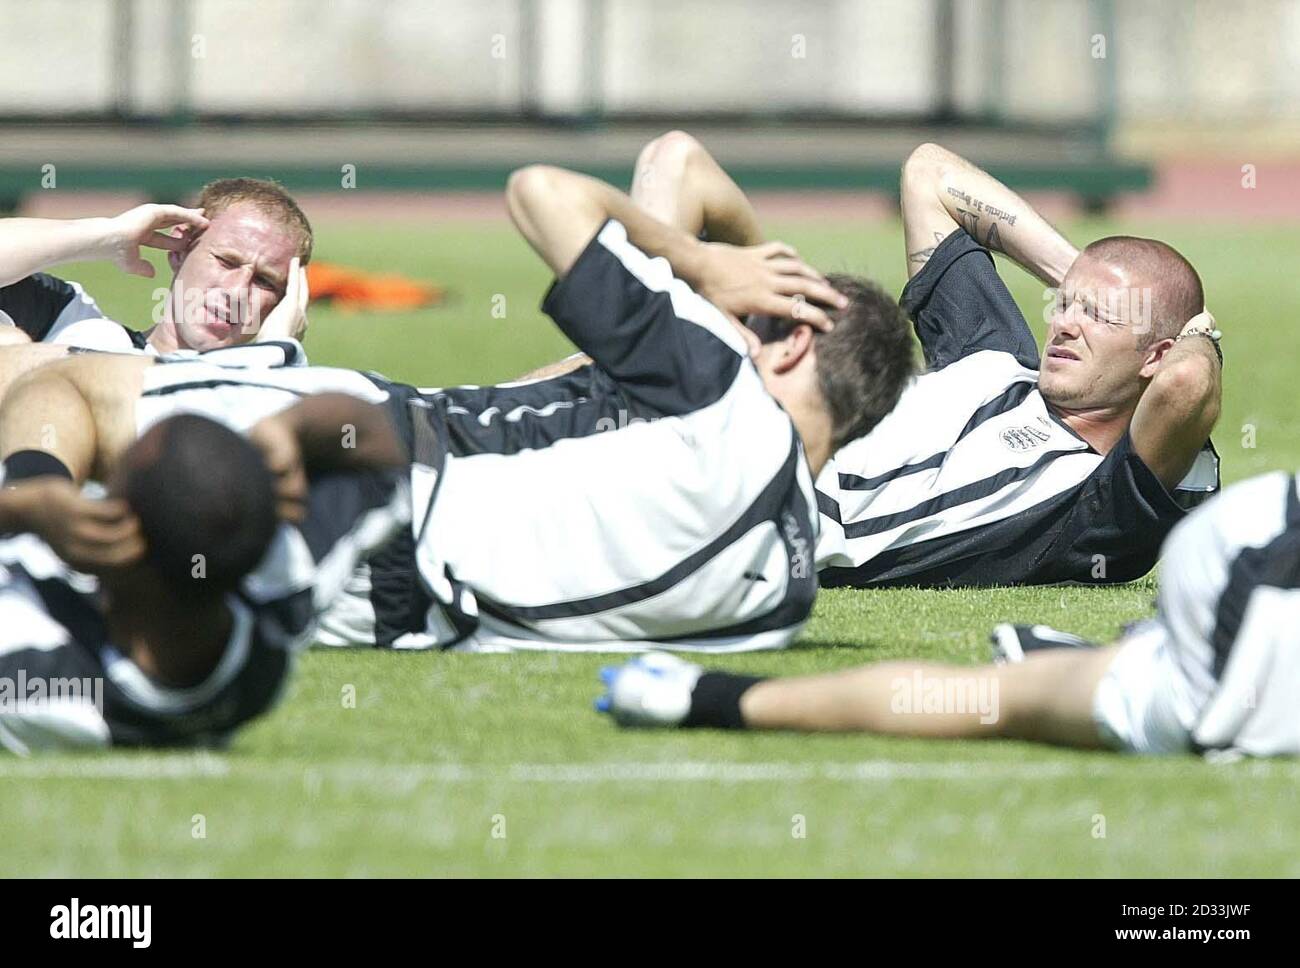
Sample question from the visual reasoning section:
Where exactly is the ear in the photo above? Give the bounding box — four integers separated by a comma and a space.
167, 224, 198, 274
1139, 336, 1175, 379
772, 324, 815, 376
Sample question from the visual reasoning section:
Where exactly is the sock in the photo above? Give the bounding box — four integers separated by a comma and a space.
682, 672, 767, 729
2, 450, 73, 484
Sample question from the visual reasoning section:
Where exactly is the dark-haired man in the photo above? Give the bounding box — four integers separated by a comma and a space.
390, 164, 912, 651
0, 394, 407, 752
0, 177, 311, 355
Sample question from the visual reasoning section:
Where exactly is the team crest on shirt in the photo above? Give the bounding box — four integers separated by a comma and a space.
999, 424, 1052, 452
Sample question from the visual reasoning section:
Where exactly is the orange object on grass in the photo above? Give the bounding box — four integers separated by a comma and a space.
305, 262, 445, 311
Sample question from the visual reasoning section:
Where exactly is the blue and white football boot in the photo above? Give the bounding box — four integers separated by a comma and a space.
595, 652, 704, 728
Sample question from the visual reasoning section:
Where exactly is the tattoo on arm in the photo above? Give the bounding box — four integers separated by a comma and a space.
956, 206, 981, 239
947, 186, 1017, 252
908, 231, 946, 266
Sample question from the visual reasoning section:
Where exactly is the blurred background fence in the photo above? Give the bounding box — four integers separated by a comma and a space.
0, 0, 1295, 206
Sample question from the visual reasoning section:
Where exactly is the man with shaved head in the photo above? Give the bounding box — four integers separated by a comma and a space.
812, 142, 1222, 588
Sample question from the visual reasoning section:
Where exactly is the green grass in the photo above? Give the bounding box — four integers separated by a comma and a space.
4, 216, 1300, 877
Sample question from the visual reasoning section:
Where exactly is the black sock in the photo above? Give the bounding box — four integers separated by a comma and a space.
682, 672, 767, 729
2, 450, 73, 484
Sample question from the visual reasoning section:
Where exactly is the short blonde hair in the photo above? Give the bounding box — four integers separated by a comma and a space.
194, 177, 314, 263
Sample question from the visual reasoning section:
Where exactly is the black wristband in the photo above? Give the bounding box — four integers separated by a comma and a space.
2, 450, 73, 485
682, 672, 767, 729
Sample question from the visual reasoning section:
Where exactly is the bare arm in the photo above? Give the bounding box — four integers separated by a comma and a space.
0, 218, 117, 288
901, 142, 1078, 286
0, 477, 143, 571
740, 647, 1119, 749
248, 393, 408, 523
505, 165, 844, 328
0, 205, 209, 287
1130, 314, 1222, 491
277, 393, 407, 473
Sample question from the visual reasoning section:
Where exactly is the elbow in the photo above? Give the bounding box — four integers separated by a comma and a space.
505, 164, 559, 221
1153, 357, 1222, 435
1160, 356, 1218, 404
901, 141, 955, 196
505, 163, 549, 200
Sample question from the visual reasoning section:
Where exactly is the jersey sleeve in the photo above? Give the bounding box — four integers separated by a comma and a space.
1041, 430, 1187, 583
242, 467, 411, 625
540, 219, 747, 418
0, 273, 108, 342
899, 230, 1040, 372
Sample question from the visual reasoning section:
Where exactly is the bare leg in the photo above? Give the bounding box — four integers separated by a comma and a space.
515, 132, 767, 381
740, 646, 1119, 749
631, 131, 765, 245
0, 343, 69, 403
0, 367, 98, 481
0, 353, 150, 483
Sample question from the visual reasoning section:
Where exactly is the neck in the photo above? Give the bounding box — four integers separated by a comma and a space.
146, 314, 182, 354
787, 400, 835, 478
1046, 401, 1135, 455
103, 586, 232, 689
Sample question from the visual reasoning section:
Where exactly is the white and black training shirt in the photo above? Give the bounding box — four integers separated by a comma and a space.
816, 229, 1220, 588
0, 468, 408, 753
1153, 470, 1300, 756
405, 219, 821, 652
120, 345, 640, 648
0, 272, 150, 351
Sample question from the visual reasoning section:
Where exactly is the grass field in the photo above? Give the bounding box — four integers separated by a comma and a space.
3, 214, 1299, 877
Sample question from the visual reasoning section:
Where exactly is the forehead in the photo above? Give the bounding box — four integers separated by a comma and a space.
198, 202, 297, 259
1063, 252, 1130, 292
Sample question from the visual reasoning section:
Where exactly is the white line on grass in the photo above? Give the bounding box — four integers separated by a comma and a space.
2, 756, 1295, 783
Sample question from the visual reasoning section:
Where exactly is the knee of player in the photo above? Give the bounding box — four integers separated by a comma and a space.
637, 130, 703, 176
2, 359, 65, 410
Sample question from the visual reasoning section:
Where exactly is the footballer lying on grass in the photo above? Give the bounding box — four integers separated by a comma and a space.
529, 132, 1224, 589
598, 470, 1300, 758
0, 394, 407, 753
0, 178, 312, 353
0, 166, 912, 652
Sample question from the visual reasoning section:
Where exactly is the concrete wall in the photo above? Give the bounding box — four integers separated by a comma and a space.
0, 0, 1293, 122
